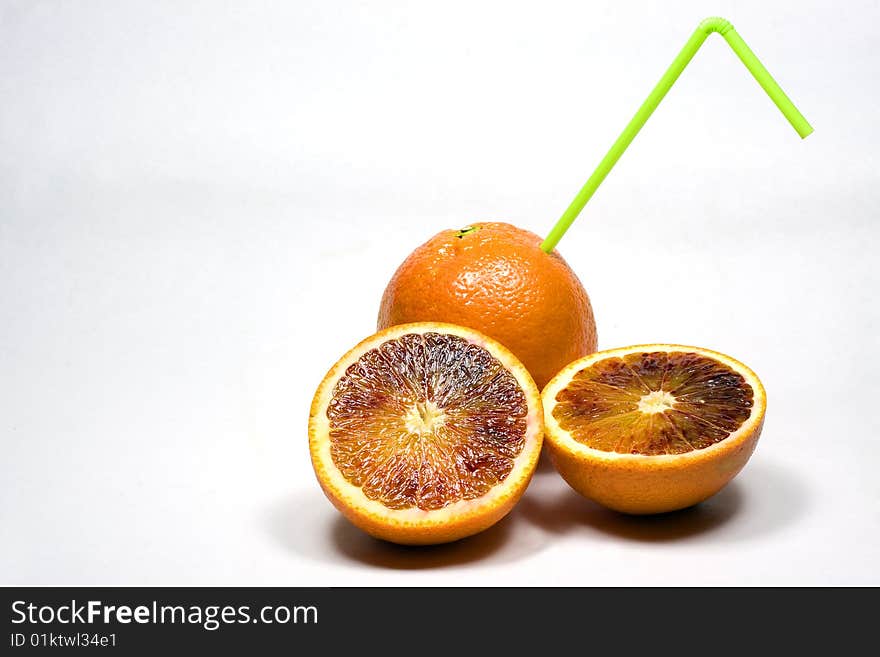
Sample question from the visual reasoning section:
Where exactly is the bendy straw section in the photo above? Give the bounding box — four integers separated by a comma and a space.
540, 17, 813, 254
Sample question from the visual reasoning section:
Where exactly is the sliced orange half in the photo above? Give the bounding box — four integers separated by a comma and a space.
309, 322, 544, 545
542, 344, 766, 514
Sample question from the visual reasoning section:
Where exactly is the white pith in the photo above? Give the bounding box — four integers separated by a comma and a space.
403, 400, 447, 434
638, 390, 677, 414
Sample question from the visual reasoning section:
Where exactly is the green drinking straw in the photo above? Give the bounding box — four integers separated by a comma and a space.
540, 17, 813, 253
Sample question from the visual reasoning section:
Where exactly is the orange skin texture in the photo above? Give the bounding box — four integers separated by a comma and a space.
378, 222, 598, 389
547, 419, 763, 514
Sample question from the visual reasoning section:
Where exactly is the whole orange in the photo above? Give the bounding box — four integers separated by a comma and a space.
377, 222, 597, 389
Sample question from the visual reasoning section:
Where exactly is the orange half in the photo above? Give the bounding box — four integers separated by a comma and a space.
309, 322, 544, 544
542, 344, 766, 514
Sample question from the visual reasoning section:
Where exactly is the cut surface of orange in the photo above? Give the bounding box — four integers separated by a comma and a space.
309, 322, 543, 544
543, 345, 766, 514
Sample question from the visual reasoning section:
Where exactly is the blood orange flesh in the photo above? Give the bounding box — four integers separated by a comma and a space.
552, 351, 754, 455
327, 332, 528, 510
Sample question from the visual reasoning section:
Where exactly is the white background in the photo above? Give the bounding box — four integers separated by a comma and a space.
2, 0, 878, 585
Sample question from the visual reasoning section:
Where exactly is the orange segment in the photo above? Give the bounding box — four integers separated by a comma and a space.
542, 345, 766, 515
309, 323, 543, 545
